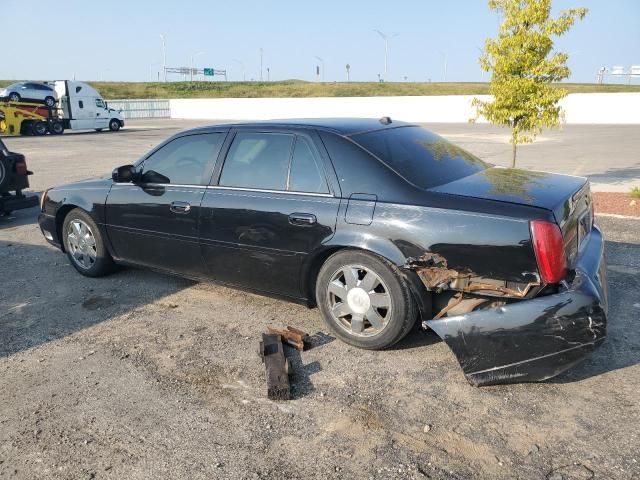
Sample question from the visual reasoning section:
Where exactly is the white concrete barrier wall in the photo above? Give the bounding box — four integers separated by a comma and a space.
169, 93, 640, 124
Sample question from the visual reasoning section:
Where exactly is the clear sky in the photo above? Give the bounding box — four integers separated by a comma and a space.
3, 0, 638, 83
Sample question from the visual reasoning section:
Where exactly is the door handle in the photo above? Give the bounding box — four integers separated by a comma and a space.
288, 213, 316, 226
170, 201, 191, 214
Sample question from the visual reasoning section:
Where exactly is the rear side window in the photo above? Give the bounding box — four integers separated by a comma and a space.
351, 126, 488, 189
288, 137, 329, 193
220, 132, 294, 190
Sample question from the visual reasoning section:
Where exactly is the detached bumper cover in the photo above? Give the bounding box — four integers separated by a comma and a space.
425, 226, 608, 386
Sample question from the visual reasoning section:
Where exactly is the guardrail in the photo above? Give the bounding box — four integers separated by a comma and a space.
106, 99, 170, 119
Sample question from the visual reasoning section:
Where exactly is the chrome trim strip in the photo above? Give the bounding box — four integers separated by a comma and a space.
112, 183, 333, 197
207, 185, 333, 197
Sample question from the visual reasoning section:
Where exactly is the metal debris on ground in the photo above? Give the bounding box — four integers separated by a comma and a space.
267, 325, 310, 351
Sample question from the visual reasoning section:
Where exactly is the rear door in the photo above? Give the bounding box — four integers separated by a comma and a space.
105, 131, 227, 277
199, 128, 340, 297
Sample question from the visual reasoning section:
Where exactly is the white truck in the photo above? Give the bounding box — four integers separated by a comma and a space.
52, 81, 124, 132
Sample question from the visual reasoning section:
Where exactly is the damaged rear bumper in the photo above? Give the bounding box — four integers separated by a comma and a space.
425, 226, 608, 386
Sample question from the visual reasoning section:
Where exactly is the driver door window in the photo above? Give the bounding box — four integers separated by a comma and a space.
141, 133, 225, 185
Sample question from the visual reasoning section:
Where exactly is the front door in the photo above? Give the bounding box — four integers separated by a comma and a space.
94, 98, 110, 129
199, 129, 340, 297
105, 131, 227, 277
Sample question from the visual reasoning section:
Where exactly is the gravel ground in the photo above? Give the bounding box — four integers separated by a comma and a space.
1, 125, 639, 479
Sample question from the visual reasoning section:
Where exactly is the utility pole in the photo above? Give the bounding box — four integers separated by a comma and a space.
260, 48, 264, 81
159, 34, 167, 82
233, 58, 246, 81
267, 67, 270, 81
190, 51, 205, 82
374, 29, 398, 81
346, 63, 351, 82
440, 51, 448, 82
314, 56, 325, 82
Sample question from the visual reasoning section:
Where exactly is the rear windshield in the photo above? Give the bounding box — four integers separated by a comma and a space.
351, 126, 488, 189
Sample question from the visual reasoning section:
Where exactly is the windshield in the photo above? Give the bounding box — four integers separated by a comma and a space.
351, 126, 489, 189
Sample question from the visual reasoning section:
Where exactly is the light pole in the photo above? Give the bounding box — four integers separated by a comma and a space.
440, 51, 448, 82
260, 48, 264, 81
232, 58, 246, 81
374, 29, 398, 81
190, 51, 205, 82
346, 63, 351, 82
159, 34, 167, 82
314, 56, 325, 82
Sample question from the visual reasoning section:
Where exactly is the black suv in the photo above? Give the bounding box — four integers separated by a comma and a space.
0, 138, 39, 215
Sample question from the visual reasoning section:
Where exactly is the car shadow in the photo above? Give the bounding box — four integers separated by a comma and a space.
0, 204, 39, 230
0, 237, 193, 358
586, 165, 640, 185
549, 238, 640, 383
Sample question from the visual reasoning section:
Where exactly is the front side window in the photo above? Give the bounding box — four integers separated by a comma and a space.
95, 99, 105, 108
219, 132, 294, 190
141, 133, 225, 185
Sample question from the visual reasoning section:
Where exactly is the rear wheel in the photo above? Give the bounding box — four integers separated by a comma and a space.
109, 119, 120, 131
62, 208, 115, 277
44, 96, 56, 107
50, 120, 64, 135
316, 250, 417, 350
31, 121, 48, 136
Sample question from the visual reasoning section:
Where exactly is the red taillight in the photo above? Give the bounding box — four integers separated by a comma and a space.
15, 161, 27, 175
530, 220, 567, 284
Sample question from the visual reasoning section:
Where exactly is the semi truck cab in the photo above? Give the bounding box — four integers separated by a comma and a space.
53, 81, 124, 132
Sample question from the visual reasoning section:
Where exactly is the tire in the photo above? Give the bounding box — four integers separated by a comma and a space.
109, 119, 120, 131
0, 158, 9, 191
315, 250, 417, 350
31, 121, 48, 136
50, 121, 64, 135
8, 92, 20, 102
44, 96, 56, 107
62, 208, 115, 277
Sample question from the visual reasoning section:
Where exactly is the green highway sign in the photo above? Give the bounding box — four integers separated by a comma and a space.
204, 68, 214, 76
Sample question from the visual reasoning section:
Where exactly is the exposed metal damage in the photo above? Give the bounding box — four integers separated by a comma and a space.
405, 227, 608, 386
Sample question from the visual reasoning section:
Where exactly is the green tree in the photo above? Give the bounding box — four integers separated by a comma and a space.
473, 0, 587, 167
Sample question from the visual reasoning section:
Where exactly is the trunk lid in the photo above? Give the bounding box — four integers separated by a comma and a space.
429, 167, 593, 268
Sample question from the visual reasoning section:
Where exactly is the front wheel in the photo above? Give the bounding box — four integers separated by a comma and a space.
315, 250, 417, 350
9, 92, 20, 102
109, 119, 121, 131
62, 208, 115, 277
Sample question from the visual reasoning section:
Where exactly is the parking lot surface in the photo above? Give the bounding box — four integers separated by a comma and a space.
1, 123, 639, 479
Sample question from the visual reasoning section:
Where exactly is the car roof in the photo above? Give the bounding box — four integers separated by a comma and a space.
183, 118, 417, 136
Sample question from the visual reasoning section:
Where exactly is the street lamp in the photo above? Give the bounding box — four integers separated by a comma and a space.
190, 51, 205, 82
232, 58, 246, 81
260, 48, 264, 81
374, 29, 398, 81
159, 34, 167, 82
440, 51, 448, 82
314, 56, 325, 82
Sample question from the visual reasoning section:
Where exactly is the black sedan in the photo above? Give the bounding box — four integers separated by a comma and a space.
38, 118, 608, 386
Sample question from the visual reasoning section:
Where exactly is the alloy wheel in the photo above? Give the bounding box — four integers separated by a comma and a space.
66, 219, 97, 270
326, 264, 392, 337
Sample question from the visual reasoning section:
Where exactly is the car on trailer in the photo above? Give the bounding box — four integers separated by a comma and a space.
0, 82, 58, 107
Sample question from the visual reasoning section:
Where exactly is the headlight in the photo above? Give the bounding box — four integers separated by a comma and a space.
40, 189, 49, 211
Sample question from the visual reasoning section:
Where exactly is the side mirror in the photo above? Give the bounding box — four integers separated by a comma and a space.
112, 164, 137, 183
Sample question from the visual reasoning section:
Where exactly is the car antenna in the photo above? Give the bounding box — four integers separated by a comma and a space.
379, 116, 392, 125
